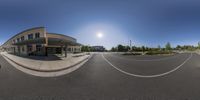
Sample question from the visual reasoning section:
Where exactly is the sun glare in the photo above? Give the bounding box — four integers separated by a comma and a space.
97, 32, 103, 38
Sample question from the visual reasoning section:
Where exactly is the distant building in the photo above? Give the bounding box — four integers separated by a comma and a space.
1, 27, 81, 57
91, 46, 105, 52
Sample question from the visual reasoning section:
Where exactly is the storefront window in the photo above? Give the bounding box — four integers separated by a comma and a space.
27, 45, 32, 52
36, 44, 42, 52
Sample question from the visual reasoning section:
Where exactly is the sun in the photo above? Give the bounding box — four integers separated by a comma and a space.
97, 32, 103, 38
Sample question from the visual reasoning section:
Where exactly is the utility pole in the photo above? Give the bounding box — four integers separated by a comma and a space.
130, 40, 132, 51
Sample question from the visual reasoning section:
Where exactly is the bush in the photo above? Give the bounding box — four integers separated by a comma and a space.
146, 51, 174, 55
122, 52, 142, 55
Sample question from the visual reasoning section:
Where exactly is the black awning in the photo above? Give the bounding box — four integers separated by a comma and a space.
48, 38, 81, 46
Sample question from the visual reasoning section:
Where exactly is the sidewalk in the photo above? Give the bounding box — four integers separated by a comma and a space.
1, 52, 90, 72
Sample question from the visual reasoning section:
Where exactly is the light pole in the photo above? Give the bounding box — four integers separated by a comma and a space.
129, 40, 132, 51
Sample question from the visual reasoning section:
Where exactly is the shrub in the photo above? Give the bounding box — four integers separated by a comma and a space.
146, 51, 174, 55
122, 52, 142, 55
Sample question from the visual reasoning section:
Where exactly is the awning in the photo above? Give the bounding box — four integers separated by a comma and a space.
48, 38, 82, 46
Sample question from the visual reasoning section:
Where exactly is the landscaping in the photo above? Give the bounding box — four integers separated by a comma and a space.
110, 42, 200, 56
145, 50, 175, 55
122, 52, 142, 55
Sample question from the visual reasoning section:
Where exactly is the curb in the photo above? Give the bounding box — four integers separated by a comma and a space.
2, 54, 91, 72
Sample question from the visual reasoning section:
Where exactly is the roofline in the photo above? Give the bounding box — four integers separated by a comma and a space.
2, 27, 45, 46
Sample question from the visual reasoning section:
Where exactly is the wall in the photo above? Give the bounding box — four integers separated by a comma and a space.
2, 27, 46, 55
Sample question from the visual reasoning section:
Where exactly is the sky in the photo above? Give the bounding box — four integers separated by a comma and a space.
0, 0, 200, 49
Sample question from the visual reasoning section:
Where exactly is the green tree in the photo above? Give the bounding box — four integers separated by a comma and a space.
165, 42, 171, 51
81, 45, 91, 52
198, 42, 200, 49
117, 44, 124, 52
142, 46, 145, 52
131, 46, 137, 51
111, 47, 116, 52
176, 45, 181, 50
158, 45, 161, 51
125, 46, 130, 52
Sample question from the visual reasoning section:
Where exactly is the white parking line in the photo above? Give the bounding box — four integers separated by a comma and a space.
102, 53, 193, 78
110, 53, 183, 62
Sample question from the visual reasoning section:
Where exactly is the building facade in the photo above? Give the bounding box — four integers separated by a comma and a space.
1, 27, 81, 57
91, 46, 105, 52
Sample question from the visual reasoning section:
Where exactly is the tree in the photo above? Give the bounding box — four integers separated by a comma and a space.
165, 42, 171, 51
131, 46, 137, 51
198, 42, 200, 49
176, 45, 181, 50
111, 47, 117, 52
81, 45, 91, 52
115, 44, 130, 52
117, 44, 124, 52
125, 46, 130, 52
142, 46, 145, 52
158, 45, 161, 51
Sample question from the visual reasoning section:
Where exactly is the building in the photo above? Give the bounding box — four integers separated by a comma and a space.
1, 27, 81, 57
91, 46, 105, 52
0, 46, 2, 52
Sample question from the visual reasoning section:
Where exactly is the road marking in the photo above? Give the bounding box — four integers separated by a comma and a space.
102, 53, 193, 78
110, 53, 183, 62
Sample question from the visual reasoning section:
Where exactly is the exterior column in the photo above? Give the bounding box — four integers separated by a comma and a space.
61, 45, 63, 56
65, 45, 67, 58
14, 47, 16, 55
45, 47, 48, 56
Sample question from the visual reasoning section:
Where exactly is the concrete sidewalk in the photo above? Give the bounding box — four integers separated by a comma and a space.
1, 52, 90, 72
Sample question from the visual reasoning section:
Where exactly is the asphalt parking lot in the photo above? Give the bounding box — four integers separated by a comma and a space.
103, 53, 192, 77
0, 52, 200, 100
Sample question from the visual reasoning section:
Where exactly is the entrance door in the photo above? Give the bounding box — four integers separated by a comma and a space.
27, 45, 32, 56
47, 47, 62, 54
56, 48, 61, 54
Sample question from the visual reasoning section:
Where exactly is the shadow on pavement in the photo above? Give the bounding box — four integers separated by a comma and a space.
11, 54, 62, 61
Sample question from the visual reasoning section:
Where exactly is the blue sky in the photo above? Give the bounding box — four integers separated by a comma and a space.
0, 0, 200, 49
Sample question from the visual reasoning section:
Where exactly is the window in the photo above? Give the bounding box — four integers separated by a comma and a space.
28, 34, 33, 40
36, 44, 42, 52
35, 33, 40, 38
21, 36, 25, 41
27, 45, 32, 52
22, 46, 24, 52
68, 48, 71, 51
13, 40, 15, 44
17, 46, 20, 53
17, 38, 20, 42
